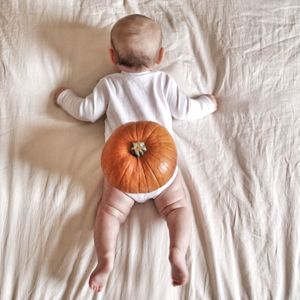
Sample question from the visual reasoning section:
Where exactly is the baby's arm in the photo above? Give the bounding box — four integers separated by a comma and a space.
54, 81, 108, 122
185, 94, 217, 120
165, 76, 217, 121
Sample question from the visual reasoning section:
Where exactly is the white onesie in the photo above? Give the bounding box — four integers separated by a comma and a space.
57, 70, 217, 202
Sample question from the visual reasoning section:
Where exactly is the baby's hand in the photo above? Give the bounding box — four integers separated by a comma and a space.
53, 87, 68, 105
209, 94, 218, 111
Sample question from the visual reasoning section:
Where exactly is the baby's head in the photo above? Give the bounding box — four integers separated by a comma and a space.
110, 14, 164, 71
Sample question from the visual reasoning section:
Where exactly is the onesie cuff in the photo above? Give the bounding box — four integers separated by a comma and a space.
56, 89, 73, 106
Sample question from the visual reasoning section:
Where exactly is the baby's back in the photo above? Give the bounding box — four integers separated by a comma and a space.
103, 71, 174, 140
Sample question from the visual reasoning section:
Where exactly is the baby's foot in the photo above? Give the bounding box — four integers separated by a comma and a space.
169, 247, 189, 286
89, 257, 113, 293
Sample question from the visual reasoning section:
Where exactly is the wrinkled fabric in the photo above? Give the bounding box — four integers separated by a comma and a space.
1, 1, 300, 299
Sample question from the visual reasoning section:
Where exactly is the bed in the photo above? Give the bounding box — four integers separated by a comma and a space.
1, 0, 300, 299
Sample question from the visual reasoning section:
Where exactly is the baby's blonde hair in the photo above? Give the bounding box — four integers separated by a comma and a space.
111, 14, 162, 69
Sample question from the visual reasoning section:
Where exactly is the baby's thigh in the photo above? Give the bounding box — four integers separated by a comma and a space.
153, 172, 188, 217
100, 179, 135, 221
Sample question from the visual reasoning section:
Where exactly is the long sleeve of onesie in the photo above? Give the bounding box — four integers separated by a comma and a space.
57, 79, 108, 123
56, 71, 217, 132
165, 76, 217, 120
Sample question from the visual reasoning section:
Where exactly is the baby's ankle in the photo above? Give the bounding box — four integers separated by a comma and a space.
98, 254, 114, 271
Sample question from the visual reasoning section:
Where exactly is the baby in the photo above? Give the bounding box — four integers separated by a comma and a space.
54, 14, 217, 292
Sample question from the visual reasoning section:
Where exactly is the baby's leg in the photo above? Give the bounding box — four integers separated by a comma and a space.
89, 180, 134, 292
154, 172, 191, 286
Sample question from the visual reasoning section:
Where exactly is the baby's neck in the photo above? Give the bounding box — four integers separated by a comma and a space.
118, 65, 151, 73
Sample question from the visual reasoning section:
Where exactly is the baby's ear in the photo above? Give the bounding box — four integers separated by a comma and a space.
156, 47, 165, 64
109, 48, 117, 64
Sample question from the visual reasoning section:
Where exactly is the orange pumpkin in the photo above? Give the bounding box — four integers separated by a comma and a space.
101, 121, 177, 193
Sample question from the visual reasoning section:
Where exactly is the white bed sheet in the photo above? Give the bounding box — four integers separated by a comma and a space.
1, 1, 300, 299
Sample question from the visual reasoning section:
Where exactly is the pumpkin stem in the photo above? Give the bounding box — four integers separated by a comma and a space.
130, 141, 147, 157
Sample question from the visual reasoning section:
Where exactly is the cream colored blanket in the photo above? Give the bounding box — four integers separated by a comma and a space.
1, 1, 300, 299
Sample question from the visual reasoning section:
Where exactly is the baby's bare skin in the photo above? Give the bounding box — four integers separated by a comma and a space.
89, 171, 191, 292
